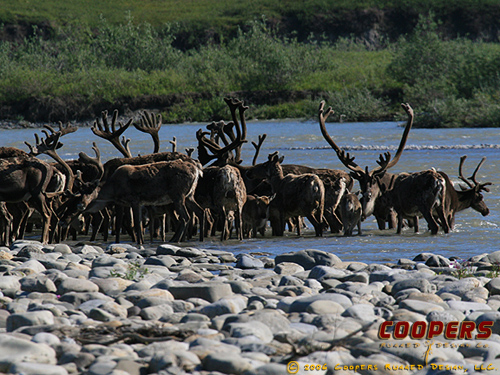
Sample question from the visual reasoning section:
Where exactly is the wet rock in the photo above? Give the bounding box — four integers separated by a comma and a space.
275, 249, 341, 270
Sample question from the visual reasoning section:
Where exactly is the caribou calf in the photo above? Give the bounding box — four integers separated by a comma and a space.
242, 194, 274, 238
248, 152, 325, 237
339, 189, 362, 236
83, 159, 205, 244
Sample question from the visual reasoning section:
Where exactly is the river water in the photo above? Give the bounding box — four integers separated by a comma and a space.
1, 119, 499, 264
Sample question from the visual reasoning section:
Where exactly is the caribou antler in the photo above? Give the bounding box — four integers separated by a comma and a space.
170, 137, 177, 153
26, 128, 76, 193
252, 134, 267, 166
374, 102, 414, 174
319, 101, 414, 178
196, 98, 248, 166
134, 111, 162, 153
92, 109, 133, 158
318, 100, 364, 175
224, 97, 248, 164
459, 155, 492, 192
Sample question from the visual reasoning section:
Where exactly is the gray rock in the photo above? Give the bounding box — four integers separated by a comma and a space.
227, 280, 253, 294
0, 334, 57, 369
32, 332, 61, 347
447, 300, 492, 315
236, 254, 265, 269
248, 363, 289, 375
342, 304, 377, 324
52, 244, 72, 254
274, 262, 305, 275
480, 250, 500, 264
275, 249, 341, 270
140, 304, 175, 321
391, 278, 436, 295
59, 292, 113, 306
308, 265, 346, 281
288, 293, 352, 313
168, 282, 233, 302
90, 277, 134, 296
437, 278, 482, 298
229, 321, 274, 343
87, 360, 117, 375
20, 275, 57, 293
189, 337, 241, 358
413, 252, 435, 262
475, 311, 500, 334
16, 244, 45, 259
198, 296, 247, 318
399, 299, 445, 315
486, 278, 500, 295
6, 311, 55, 331
149, 350, 201, 372
0, 275, 21, 294
157, 244, 203, 257
203, 352, 254, 374
306, 300, 345, 315
427, 310, 465, 323
14, 259, 47, 274
425, 254, 451, 267
8, 362, 68, 375
57, 277, 99, 294
278, 275, 303, 286
144, 255, 176, 268
341, 272, 369, 284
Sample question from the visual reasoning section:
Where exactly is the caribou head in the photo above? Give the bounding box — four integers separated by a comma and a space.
457, 155, 492, 216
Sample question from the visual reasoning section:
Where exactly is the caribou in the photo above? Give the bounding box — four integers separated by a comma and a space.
0, 98, 492, 243
319, 100, 414, 229
247, 152, 325, 237
437, 155, 491, 231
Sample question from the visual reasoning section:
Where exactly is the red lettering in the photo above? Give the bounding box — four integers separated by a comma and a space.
394, 321, 410, 339
427, 321, 444, 339
459, 321, 475, 339
410, 321, 426, 339
378, 321, 393, 339
476, 321, 493, 339
444, 321, 459, 339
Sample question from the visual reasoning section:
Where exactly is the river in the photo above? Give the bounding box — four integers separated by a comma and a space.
1, 119, 499, 264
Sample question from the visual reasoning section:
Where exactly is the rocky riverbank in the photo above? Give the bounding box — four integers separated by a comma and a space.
1, 241, 500, 375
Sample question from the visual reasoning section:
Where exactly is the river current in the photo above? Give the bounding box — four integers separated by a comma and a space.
1, 119, 499, 264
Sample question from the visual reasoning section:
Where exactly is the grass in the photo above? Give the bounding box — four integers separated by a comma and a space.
2, 0, 499, 29
1, 6, 500, 126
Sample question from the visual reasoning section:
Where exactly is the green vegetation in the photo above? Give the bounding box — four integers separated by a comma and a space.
109, 261, 149, 281
1, 5, 500, 127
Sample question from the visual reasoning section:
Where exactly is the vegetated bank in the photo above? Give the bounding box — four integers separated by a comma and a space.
1, 3, 500, 128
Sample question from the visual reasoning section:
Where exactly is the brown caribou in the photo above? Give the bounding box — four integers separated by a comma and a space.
319, 100, 414, 229
247, 152, 325, 237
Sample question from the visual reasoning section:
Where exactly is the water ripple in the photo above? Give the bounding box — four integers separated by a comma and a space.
281, 144, 500, 151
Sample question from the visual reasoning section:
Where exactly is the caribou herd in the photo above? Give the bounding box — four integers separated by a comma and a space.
0, 98, 492, 245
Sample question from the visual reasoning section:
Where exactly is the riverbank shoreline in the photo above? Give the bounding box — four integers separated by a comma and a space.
1, 240, 499, 374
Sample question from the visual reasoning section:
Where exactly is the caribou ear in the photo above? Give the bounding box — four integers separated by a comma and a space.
374, 175, 387, 192
268, 151, 279, 161
479, 182, 492, 192
278, 155, 285, 163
